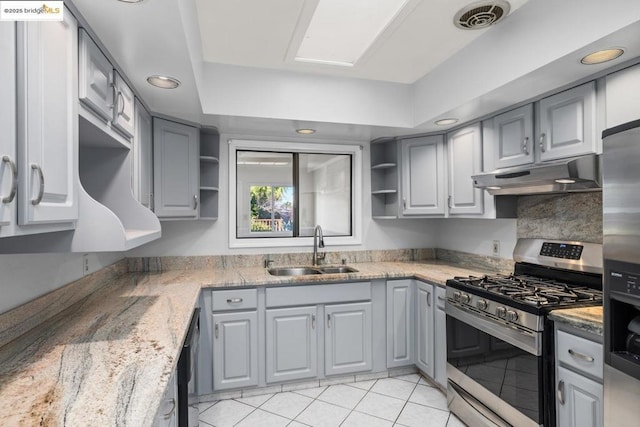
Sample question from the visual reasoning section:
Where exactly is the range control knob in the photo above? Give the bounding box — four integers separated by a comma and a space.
453, 291, 461, 301
476, 299, 488, 310
507, 310, 519, 322
460, 293, 471, 304
496, 306, 507, 318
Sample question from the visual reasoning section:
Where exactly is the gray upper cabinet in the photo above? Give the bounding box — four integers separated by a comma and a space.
112, 72, 135, 138
492, 104, 535, 169
415, 281, 434, 378
153, 118, 199, 218
325, 302, 373, 376
16, 13, 78, 227
265, 306, 318, 383
78, 29, 113, 122
0, 22, 17, 237
605, 64, 640, 129
447, 123, 484, 215
212, 310, 258, 391
386, 280, 413, 368
538, 81, 597, 162
133, 100, 153, 209
400, 135, 445, 216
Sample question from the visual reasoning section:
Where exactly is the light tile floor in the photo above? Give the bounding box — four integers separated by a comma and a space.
199, 374, 466, 427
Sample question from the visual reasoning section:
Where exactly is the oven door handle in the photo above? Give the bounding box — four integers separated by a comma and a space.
446, 303, 541, 356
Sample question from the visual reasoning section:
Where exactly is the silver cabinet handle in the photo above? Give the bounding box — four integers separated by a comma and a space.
403, 198, 407, 210
161, 398, 176, 419
108, 83, 118, 109
327, 313, 331, 328
226, 298, 243, 303
427, 291, 431, 307
447, 196, 452, 209
312, 315, 316, 330
193, 194, 198, 209
437, 296, 446, 302
568, 348, 594, 363
539, 133, 546, 152
214, 323, 219, 339
31, 164, 44, 206
2, 155, 17, 203
523, 137, 529, 155
557, 380, 565, 404
117, 91, 125, 116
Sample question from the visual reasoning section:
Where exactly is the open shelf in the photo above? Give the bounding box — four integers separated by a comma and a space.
200, 156, 219, 163
371, 162, 397, 169
199, 127, 220, 220
370, 137, 399, 219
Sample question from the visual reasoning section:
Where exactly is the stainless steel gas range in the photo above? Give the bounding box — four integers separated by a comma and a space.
445, 239, 603, 427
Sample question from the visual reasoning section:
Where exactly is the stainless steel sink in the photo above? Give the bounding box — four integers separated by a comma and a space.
268, 267, 322, 276
267, 265, 359, 276
317, 266, 359, 274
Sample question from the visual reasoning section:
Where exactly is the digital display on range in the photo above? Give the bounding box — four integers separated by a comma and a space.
540, 242, 583, 260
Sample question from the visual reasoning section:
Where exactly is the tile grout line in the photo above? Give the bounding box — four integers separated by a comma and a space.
391, 378, 420, 426
337, 378, 380, 426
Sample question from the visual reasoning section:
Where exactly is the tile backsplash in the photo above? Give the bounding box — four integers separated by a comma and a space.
517, 192, 602, 243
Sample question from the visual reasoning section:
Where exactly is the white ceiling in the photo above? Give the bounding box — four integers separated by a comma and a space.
70, 0, 640, 139
195, 0, 528, 84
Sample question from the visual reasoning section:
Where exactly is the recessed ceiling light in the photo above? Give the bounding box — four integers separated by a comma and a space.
146, 75, 181, 89
435, 118, 458, 126
555, 179, 576, 184
580, 49, 624, 65
296, 128, 316, 135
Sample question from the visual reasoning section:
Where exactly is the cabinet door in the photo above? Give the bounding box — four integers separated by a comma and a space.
153, 118, 199, 218
400, 135, 445, 216
447, 123, 484, 215
112, 72, 135, 138
154, 370, 178, 427
539, 81, 596, 162
266, 306, 318, 383
78, 29, 114, 122
557, 366, 603, 427
606, 64, 640, 129
325, 302, 372, 376
212, 311, 258, 390
16, 12, 78, 226
434, 286, 447, 388
493, 104, 534, 169
386, 280, 413, 368
415, 281, 434, 378
133, 100, 153, 209
0, 22, 17, 235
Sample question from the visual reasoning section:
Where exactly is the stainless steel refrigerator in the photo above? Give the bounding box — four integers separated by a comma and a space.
602, 119, 640, 425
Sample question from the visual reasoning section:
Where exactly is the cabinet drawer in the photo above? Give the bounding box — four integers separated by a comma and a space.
212, 288, 257, 311
557, 329, 603, 380
266, 282, 371, 307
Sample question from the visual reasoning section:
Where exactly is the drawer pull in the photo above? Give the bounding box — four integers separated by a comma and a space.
568, 348, 594, 362
227, 298, 243, 304
557, 380, 565, 405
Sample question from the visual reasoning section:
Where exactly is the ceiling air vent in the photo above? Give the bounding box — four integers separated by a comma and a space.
454, 0, 511, 30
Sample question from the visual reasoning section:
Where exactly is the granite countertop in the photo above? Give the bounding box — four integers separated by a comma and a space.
549, 306, 604, 337
0, 260, 508, 426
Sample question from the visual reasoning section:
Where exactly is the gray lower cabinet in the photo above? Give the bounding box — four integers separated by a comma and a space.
212, 310, 258, 390
154, 370, 178, 427
415, 281, 435, 378
265, 306, 318, 383
386, 280, 414, 368
325, 302, 373, 376
434, 286, 447, 388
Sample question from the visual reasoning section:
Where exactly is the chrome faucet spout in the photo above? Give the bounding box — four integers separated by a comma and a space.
313, 225, 325, 266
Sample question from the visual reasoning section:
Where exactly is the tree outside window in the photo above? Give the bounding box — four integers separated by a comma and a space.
250, 185, 294, 233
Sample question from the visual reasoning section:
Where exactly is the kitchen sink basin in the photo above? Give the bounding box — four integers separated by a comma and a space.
317, 266, 359, 274
267, 265, 359, 276
268, 267, 323, 276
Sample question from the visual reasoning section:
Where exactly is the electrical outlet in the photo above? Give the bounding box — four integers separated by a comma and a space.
492, 240, 500, 256
83, 254, 90, 276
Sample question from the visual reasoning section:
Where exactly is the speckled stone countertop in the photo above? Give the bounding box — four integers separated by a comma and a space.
549, 306, 604, 337
0, 261, 488, 426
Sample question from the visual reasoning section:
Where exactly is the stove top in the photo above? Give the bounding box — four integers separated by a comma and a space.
452, 274, 603, 308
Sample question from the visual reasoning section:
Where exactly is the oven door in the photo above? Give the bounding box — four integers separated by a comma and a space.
446, 304, 544, 427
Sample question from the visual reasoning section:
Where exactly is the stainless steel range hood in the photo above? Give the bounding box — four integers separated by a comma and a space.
472, 154, 601, 196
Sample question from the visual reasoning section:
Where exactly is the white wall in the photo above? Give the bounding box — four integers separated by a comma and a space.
434, 218, 517, 259
0, 252, 123, 314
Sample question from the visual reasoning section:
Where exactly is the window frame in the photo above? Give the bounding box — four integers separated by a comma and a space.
229, 139, 363, 249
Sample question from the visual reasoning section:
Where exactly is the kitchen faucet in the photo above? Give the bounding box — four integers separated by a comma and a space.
312, 225, 325, 266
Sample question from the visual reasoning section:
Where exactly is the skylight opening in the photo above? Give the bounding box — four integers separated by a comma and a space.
295, 0, 409, 67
